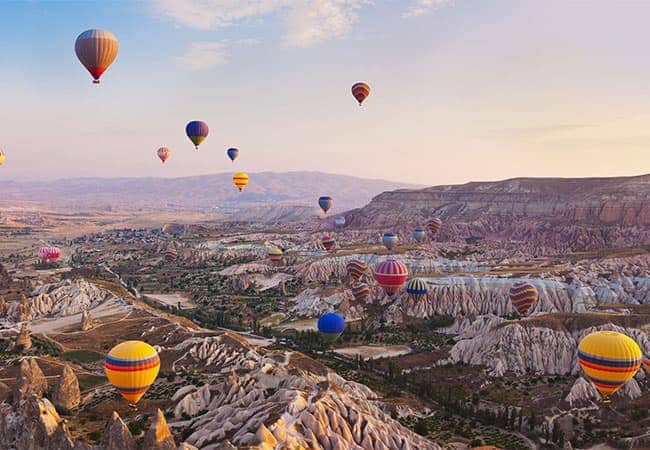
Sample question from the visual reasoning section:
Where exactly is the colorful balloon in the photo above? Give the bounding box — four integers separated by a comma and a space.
0, 149, 5, 166
318, 196, 333, 214
412, 228, 426, 243
426, 217, 442, 236
351, 282, 370, 303
321, 236, 336, 251
104, 340, 160, 404
578, 331, 642, 399
317, 312, 346, 342
346, 259, 368, 282
508, 281, 538, 316
75, 29, 119, 84
157, 147, 170, 164
373, 258, 408, 296
38, 246, 61, 263
406, 278, 428, 301
268, 247, 283, 265
334, 216, 346, 227
185, 121, 209, 149
351, 82, 371, 106
164, 246, 178, 263
382, 232, 398, 251
227, 147, 239, 162
233, 172, 249, 192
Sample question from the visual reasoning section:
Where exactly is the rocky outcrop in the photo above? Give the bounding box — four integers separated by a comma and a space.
15, 322, 33, 351
101, 411, 137, 450
13, 358, 48, 404
143, 409, 176, 450
80, 309, 94, 331
0, 264, 10, 288
14, 295, 32, 322
52, 364, 80, 412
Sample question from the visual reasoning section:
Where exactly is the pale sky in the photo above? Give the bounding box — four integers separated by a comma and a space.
1, 0, 649, 184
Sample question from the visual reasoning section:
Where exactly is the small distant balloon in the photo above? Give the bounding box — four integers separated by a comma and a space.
351, 282, 370, 303
185, 121, 209, 149
164, 246, 178, 263
268, 247, 283, 265
0, 149, 5, 166
346, 259, 368, 282
233, 172, 249, 192
508, 281, 538, 316
382, 232, 398, 251
406, 278, 428, 301
157, 147, 170, 164
227, 147, 239, 162
321, 236, 336, 251
351, 82, 371, 106
318, 196, 333, 215
412, 228, 426, 242
334, 216, 346, 227
38, 246, 61, 263
318, 312, 346, 342
75, 29, 119, 84
426, 217, 442, 236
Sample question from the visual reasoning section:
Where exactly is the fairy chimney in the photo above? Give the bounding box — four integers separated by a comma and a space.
16, 322, 32, 351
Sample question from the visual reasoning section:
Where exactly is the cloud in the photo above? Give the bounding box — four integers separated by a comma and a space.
402, 0, 453, 18
152, 0, 366, 47
177, 39, 259, 70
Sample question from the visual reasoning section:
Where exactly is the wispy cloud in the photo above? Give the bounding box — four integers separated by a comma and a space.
402, 0, 453, 18
152, 0, 367, 47
177, 39, 259, 70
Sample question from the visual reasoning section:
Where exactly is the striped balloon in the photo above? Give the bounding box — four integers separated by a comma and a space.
318, 196, 333, 214
351, 82, 371, 106
227, 147, 239, 162
321, 236, 336, 251
578, 331, 642, 399
75, 29, 119, 84
351, 282, 370, 302
412, 228, 426, 242
406, 278, 428, 301
157, 147, 170, 164
508, 281, 538, 316
185, 121, 209, 149
268, 247, 283, 264
164, 247, 178, 263
643, 352, 649, 374
104, 340, 160, 404
0, 149, 5, 166
232, 172, 249, 192
346, 259, 368, 282
373, 258, 408, 296
426, 217, 442, 236
38, 246, 61, 263
382, 232, 398, 251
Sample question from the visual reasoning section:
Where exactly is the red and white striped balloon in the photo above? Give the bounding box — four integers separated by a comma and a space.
373, 258, 408, 296
38, 246, 61, 263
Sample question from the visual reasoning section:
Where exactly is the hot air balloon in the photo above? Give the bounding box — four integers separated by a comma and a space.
233, 172, 249, 192
346, 259, 368, 282
104, 340, 160, 404
75, 29, 119, 84
406, 278, 428, 301
185, 121, 209, 149
578, 331, 642, 400
643, 352, 649, 374
382, 232, 398, 251
164, 246, 178, 263
0, 149, 5, 166
38, 246, 61, 263
268, 247, 283, 265
334, 216, 346, 227
351, 82, 371, 106
321, 236, 336, 251
317, 312, 346, 342
426, 217, 442, 236
227, 147, 239, 162
157, 147, 170, 164
351, 282, 370, 303
412, 228, 426, 243
318, 196, 333, 215
373, 258, 408, 296
508, 281, 538, 316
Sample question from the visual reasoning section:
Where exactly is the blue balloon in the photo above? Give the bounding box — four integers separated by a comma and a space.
318, 312, 346, 335
334, 216, 346, 227
227, 147, 239, 162
185, 121, 209, 149
318, 196, 333, 214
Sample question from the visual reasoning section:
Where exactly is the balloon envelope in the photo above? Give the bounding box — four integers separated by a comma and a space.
318, 312, 345, 342
351, 82, 371, 106
346, 259, 368, 282
334, 216, 346, 227
233, 172, 249, 191
38, 246, 60, 263
0, 149, 5, 166
164, 246, 178, 262
185, 121, 209, 149
412, 228, 426, 242
157, 147, 170, 164
373, 258, 408, 296
578, 331, 641, 399
104, 340, 160, 404
382, 232, 398, 251
75, 29, 119, 83
406, 278, 428, 301
321, 236, 336, 251
268, 247, 283, 264
508, 281, 538, 316
426, 217, 442, 236
227, 147, 239, 162
318, 196, 333, 214
351, 282, 370, 302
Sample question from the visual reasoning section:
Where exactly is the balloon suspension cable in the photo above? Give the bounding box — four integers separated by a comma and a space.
195, 145, 198, 150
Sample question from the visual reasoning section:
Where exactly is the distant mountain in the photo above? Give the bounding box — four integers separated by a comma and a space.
0, 172, 421, 215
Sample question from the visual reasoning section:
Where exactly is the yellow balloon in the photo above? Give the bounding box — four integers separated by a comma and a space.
233, 172, 249, 192
0, 149, 5, 166
578, 331, 641, 399
104, 340, 160, 404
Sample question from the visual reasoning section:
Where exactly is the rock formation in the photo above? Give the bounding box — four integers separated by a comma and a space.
0, 295, 6, 317
101, 411, 138, 450
15, 322, 32, 351
14, 295, 32, 322
142, 409, 176, 450
80, 308, 94, 331
52, 364, 81, 412
13, 358, 48, 404
0, 263, 10, 288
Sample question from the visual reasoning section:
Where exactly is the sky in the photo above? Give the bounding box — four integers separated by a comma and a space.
1, 0, 649, 185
